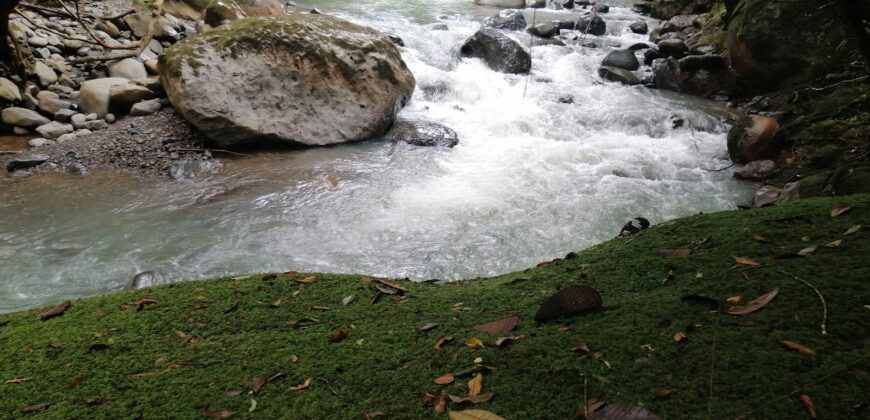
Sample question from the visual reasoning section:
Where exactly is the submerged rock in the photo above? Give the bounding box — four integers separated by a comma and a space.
484, 9, 527, 31
528, 22, 559, 38
385, 120, 459, 147
598, 66, 640, 85
629, 20, 648, 34
460, 28, 531, 74
167, 159, 225, 180
160, 15, 415, 147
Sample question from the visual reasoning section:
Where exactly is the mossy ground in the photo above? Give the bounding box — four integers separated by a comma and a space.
1, 196, 869, 419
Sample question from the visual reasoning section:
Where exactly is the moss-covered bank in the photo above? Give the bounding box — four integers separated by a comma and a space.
2, 195, 869, 418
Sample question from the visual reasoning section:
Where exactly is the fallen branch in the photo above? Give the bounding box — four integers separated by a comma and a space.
171, 148, 253, 157
16, 2, 76, 19
777, 270, 828, 336
60, 0, 139, 50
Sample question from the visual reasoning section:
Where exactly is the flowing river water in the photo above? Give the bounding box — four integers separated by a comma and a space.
0, 0, 757, 313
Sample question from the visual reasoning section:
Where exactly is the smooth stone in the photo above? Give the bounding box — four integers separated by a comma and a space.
28, 36, 48, 47
528, 22, 559, 38
38, 98, 72, 115
109, 84, 157, 113
384, 120, 459, 147
601, 49, 639, 71
105, 113, 116, 123
28, 138, 51, 147
13, 126, 29, 135
70, 113, 87, 129
35, 121, 74, 139
657, 39, 688, 58
576, 15, 606, 36
33, 62, 58, 87
82, 120, 109, 131
108, 58, 148, 80
752, 185, 781, 208
484, 9, 527, 31
629, 20, 648, 34
0, 77, 22, 102
736, 160, 778, 181
78, 77, 130, 117
460, 28, 531, 74
597, 66, 641, 85
56, 133, 77, 142
1, 107, 51, 127
129, 99, 162, 116
6, 154, 49, 171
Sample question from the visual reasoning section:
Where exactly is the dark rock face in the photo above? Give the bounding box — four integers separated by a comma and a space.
598, 66, 641, 85
652, 57, 680, 91
484, 9, 527, 31
575, 15, 606, 36
643, 47, 662, 65
629, 20, 648, 34
460, 29, 532, 74
656, 39, 688, 58
385, 120, 459, 147
601, 49, 640, 71
6, 154, 49, 171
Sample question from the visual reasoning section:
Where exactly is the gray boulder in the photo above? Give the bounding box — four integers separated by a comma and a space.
108, 58, 149, 80
652, 58, 680, 91
657, 39, 688, 58
485, 9, 527, 31
601, 49, 639, 71
79, 77, 131, 117
109, 84, 156, 113
598, 66, 640, 85
576, 15, 606, 36
1, 107, 51, 128
130, 99, 163, 116
460, 28, 531, 74
528, 22, 559, 38
629, 20, 648, 34
6, 154, 49, 172
160, 15, 415, 148
385, 120, 459, 147
35, 121, 74, 139
33, 62, 57, 87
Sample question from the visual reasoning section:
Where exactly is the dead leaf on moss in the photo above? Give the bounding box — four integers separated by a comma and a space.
673, 332, 687, 342
782, 340, 816, 356
375, 278, 407, 292
288, 378, 312, 391
570, 342, 591, 353
845, 225, 863, 235
830, 205, 851, 217
494, 335, 524, 347
364, 412, 387, 419
447, 408, 504, 420
434, 375, 455, 385
823, 240, 842, 248
295, 276, 317, 284
465, 338, 485, 348
588, 402, 661, 419
224, 390, 243, 397
20, 402, 51, 413
797, 245, 818, 256
448, 393, 494, 404
40, 301, 71, 320
534, 285, 602, 322
418, 322, 439, 332
251, 376, 267, 394
327, 330, 347, 342
4, 377, 29, 384
753, 235, 772, 244
473, 315, 519, 333
203, 407, 235, 418
468, 373, 483, 396
434, 336, 454, 350
726, 296, 742, 303
289, 355, 299, 363
733, 256, 761, 266
727, 288, 779, 315
799, 394, 817, 418
67, 377, 83, 389
654, 389, 673, 399
656, 248, 691, 257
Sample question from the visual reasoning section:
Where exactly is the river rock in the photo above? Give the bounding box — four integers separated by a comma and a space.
593, 4, 609, 13
474, 0, 526, 7
384, 120, 459, 147
484, 9, 527, 30
657, 39, 688, 58
5, 154, 49, 172
109, 84, 156, 113
528, 22, 559, 38
736, 160, 777, 181
36, 121, 74, 139
130, 99, 163, 116
129, 271, 171, 290
27, 138, 51, 148
70, 113, 87, 129
727, 115, 780, 164
527, 0, 546, 7
167, 160, 225, 180
79, 77, 133, 117
1, 107, 51, 128
54, 109, 77, 123
38, 97, 72, 115
576, 15, 606, 35
460, 28, 531, 74
601, 49, 639, 71
95, 21, 121, 38
0, 77, 21, 102
752, 185, 780, 208
108, 58, 149, 80
33, 62, 58, 87
629, 20, 648, 34
160, 15, 415, 147
652, 57, 679, 91
598, 66, 640, 85
678, 54, 727, 72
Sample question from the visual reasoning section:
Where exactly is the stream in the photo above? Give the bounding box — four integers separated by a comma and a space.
0, 0, 756, 313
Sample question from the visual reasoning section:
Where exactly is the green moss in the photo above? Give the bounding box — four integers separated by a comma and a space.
1, 195, 869, 418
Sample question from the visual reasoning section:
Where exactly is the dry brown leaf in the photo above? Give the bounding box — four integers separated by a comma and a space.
327, 330, 347, 342
447, 408, 504, 420
570, 342, 591, 353
782, 340, 816, 356
753, 235, 772, 244
20, 402, 52, 413
845, 225, 863, 235
656, 248, 691, 257
364, 412, 387, 419
797, 245, 818, 256
830, 205, 852, 217
203, 407, 235, 418
584, 402, 661, 420
223, 390, 243, 397
726, 296, 742, 303
295, 276, 317, 284
823, 240, 842, 248
40, 301, 71, 320
673, 332, 687, 342
289, 355, 299, 363
465, 338, 485, 348
467, 373, 483, 396
418, 322, 439, 332
68, 377, 83, 389
799, 394, 817, 418
434, 336, 454, 350
448, 393, 495, 405
727, 288, 779, 315
434, 375, 455, 385
375, 278, 408, 292
473, 315, 520, 333
251, 376, 267, 394
288, 378, 312, 391
733, 256, 761, 266
654, 389, 673, 399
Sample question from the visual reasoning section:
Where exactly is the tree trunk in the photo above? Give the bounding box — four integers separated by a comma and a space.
1, 0, 21, 60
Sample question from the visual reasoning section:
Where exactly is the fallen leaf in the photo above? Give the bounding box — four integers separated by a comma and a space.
830, 205, 851, 217
448, 408, 504, 420
288, 378, 312, 391
203, 407, 235, 418
575, 398, 607, 418
494, 335, 524, 347
40, 301, 71, 320
782, 340, 816, 356
20, 402, 51, 413
341, 295, 355, 306
434, 336, 454, 350
365, 412, 387, 419
654, 389, 673, 399
434, 375, 454, 385
465, 338, 485, 348
295, 276, 317, 284
726, 296, 742, 303
448, 393, 495, 405
656, 248, 691, 257
4, 377, 29, 384
753, 235, 772, 244
374, 278, 407, 292
845, 225, 863, 235
570, 342, 591, 353
418, 322, 439, 332
327, 330, 347, 342
823, 240, 842, 248
434, 394, 447, 412
473, 315, 520, 333
534, 285, 602, 322
224, 390, 243, 397
467, 373, 483, 396
733, 256, 761, 266
673, 332, 687, 342
797, 245, 818, 256
727, 288, 779, 315
799, 394, 817, 418
251, 376, 267, 394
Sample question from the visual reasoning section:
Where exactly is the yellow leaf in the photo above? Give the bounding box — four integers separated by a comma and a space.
288, 378, 312, 391
4, 377, 29, 384
823, 240, 842, 248
732, 256, 761, 266
782, 340, 816, 356
464, 338, 485, 348
448, 409, 506, 420
830, 205, 851, 217
296, 276, 317, 284
799, 394, 817, 418
467, 373, 483, 396
726, 296, 742, 303
673, 332, 687, 342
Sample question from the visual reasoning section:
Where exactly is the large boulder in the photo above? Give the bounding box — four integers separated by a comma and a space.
1, 107, 50, 128
652, 57, 680, 91
575, 15, 606, 36
727, 115, 780, 163
160, 15, 415, 147
109, 84, 157, 113
484, 9, 527, 30
79, 77, 131, 118
601, 49, 639, 71
384, 121, 459, 147
459, 29, 531, 74
474, 0, 526, 8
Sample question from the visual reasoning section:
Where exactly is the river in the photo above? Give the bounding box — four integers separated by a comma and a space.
0, 0, 756, 313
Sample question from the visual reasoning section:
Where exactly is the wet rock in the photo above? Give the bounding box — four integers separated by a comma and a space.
528, 22, 559, 38
601, 49, 639, 71
38, 97, 72, 115
384, 120, 459, 147
67, 162, 88, 176
629, 20, 648, 34
161, 15, 415, 148
108, 58, 148, 80
79, 77, 131, 117
562, 0, 575, 9
484, 9, 527, 31
727, 115, 780, 164
0, 77, 21, 102
33, 62, 58, 87
36, 121, 74, 139
27, 138, 51, 148
652, 57, 679, 91
657, 39, 687, 58
6, 154, 49, 171
167, 159, 225, 180
109, 83, 156, 113
1, 107, 51, 128
598, 66, 640, 85
130, 99, 163, 116
628, 42, 650, 51
552, 20, 576, 30
678, 54, 726, 72
95, 21, 120, 38
752, 185, 781, 207
82, 120, 109, 131
736, 160, 777, 181
527, 0, 546, 7
474, 0, 527, 7
460, 28, 531, 74
129, 271, 171, 290
70, 113, 88, 129
643, 47, 662, 65
593, 4, 609, 13
668, 14, 699, 31
806, 145, 844, 168
575, 15, 606, 36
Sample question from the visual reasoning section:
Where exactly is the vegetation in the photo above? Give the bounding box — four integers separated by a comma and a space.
2, 195, 868, 418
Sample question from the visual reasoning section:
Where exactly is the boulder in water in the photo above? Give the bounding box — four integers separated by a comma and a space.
657, 39, 688, 58
484, 9, 527, 31
160, 15, 415, 148
598, 66, 640, 85
385, 120, 459, 147
727, 115, 780, 163
629, 20, 648, 34
652, 57, 679, 91
460, 28, 531, 74
601, 49, 639, 71
129, 271, 171, 290
528, 22, 559, 38
575, 15, 606, 36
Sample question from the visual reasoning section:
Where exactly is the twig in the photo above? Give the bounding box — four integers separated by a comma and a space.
172, 148, 253, 157
777, 270, 828, 336
809, 75, 868, 91
703, 163, 735, 172
313, 377, 348, 400
60, 0, 139, 50
733, 354, 869, 420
